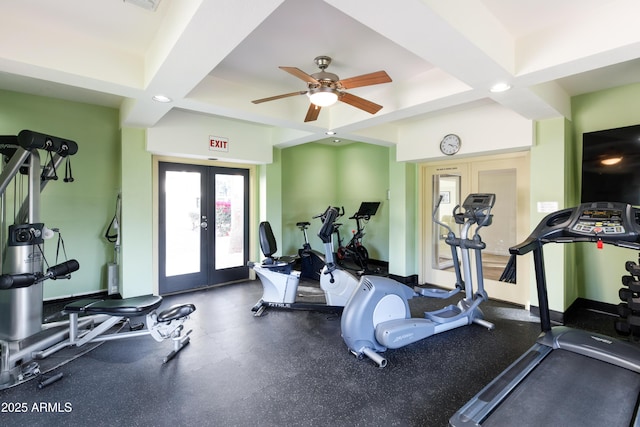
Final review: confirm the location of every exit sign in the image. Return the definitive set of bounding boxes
[209,136,229,152]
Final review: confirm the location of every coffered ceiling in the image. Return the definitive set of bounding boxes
[1,0,639,147]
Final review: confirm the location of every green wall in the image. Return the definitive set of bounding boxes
[530,118,570,312]
[280,142,390,262]
[571,83,640,304]
[388,146,417,277]
[8,80,637,308]
[0,89,120,300]
[120,128,153,298]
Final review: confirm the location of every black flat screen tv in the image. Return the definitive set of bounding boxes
[581,124,640,206]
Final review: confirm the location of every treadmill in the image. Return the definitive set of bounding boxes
[450,202,640,427]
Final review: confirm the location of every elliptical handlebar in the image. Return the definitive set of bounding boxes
[433,193,496,249]
[432,195,454,234]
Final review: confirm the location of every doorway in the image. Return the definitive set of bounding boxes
[158,162,250,294]
[422,153,530,306]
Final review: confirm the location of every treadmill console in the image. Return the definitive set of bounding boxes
[572,207,625,235]
[512,201,640,255]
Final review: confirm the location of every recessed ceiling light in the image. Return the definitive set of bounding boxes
[333,139,341,143]
[326,131,336,135]
[152,94,172,103]
[490,83,512,93]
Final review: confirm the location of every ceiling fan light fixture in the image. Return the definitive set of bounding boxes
[308,87,338,107]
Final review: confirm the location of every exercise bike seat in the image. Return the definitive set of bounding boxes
[64,295,163,316]
[157,303,196,322]
[296,221,310,228]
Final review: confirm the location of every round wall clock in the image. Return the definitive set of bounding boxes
[440,134,461,155]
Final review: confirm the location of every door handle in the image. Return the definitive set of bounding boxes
[200,221,208,230]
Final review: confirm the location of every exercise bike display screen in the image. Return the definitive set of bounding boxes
[572,208,625,235]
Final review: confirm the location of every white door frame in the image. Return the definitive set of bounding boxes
[419,152,531,307]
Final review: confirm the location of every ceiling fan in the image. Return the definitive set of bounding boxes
[251,56,392,122]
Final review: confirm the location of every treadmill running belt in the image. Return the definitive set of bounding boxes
[484,349,640,427]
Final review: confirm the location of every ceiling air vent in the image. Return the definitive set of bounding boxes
[123,0,161,11]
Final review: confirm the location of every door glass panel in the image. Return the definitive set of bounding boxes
[215,174,245,269]
[477,169,517,282]
[164,170,201,277]
[432,174,461,270]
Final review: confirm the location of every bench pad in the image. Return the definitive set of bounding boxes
[65,295,162,315]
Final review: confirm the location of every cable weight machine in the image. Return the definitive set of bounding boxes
[0,130,78,342]
[0,130,195,390]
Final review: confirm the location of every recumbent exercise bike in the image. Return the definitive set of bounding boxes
[249,206,360,316]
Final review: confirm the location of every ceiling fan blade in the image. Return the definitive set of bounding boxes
[252,91,307,104]
[279,66,320,84]
[339,92,383,114]
[338,70,391,89]
[304,104,321,122]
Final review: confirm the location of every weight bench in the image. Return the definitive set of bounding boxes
[36,295,196,364]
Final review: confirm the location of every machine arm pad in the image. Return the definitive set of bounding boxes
[0,273,39,289]
[47,259,80,279]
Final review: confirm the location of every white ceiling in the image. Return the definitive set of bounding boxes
[2,0,640,148]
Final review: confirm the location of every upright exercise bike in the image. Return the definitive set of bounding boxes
[335,202,380,271]
[295,219,325,282]
[249,206,360,316]
[341,193,496,367]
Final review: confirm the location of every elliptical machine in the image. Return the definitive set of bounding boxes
[341,193,496,367]
[249,206,360,316]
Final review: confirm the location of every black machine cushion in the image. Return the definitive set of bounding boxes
[65,295,163,316]
[258,221,295,266]
[259,221,277,257]
[157,303,196,322]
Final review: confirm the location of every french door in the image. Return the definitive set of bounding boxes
[158,162,250,294]
[422,153,530,306]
